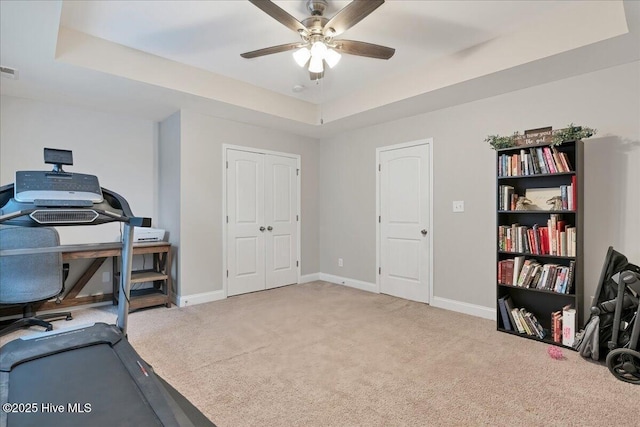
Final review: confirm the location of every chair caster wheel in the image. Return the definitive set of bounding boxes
[46,326,53,331]
[66,315,73,321]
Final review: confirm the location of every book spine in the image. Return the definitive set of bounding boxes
[551,147,565,172]
[551,311,562,343]
[571,175,577,210]
[536,148,548,174]
[498,297,512,331]
[511,308,525,333]
[564,260,576,294]
[543,147,557,174]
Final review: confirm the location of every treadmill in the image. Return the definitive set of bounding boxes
[0,150,215,427]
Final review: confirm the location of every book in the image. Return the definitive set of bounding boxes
[551,310,562,343]
[562,305,576,347]
[512,256,526,287]
[563,260,576,294]
[525,264,541,288]
[498,296,512,331]
[536,147,548,174]
[503,296,518,332]
[517,259,533,286]
[510,308,525,334]
[548,215,558,255]
[525,312,545,339]
[571,175,577,210]
[560,152,572,171]
[528,148,541,174]
[552,267,566,293]
[551,147,565,172]
[503,259,514,285]
[543,147,557,174]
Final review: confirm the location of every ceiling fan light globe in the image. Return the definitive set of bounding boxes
[308,55,324,73]
[324,48,341,68]
[310,41,328,58]
[293,47,311,67]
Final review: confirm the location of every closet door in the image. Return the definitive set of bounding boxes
[226,149,299,297]
[264,154,298,289]
[227,150,266,296]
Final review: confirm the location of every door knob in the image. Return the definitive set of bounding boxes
[259,226,266,232]
[421,229,428,236]
[267,226,273,231]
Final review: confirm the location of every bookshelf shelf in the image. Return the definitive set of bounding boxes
[498,172,575,180]
[497,282,577,296]
[498,251,575,260]
[496,140,583,347]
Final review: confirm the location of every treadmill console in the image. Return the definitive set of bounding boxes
[15,171,103,203]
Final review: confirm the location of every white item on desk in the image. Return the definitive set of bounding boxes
[133,227,165,242]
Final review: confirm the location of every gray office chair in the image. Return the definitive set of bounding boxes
[0,226,72,336]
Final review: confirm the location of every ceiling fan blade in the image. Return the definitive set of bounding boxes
[249,0,307,34]
[323,0,385,37]
[241,42,302,59]
[334,40,395,59]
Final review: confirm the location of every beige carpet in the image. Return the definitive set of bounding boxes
[1,281,637,426]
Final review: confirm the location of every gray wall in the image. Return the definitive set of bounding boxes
[2,61,638,317]
[0,95,159,296]
[160,109,319,300]
[158,111,181,299]
[318,61,640,314]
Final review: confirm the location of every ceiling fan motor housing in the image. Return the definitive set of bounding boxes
[307,0,328,16]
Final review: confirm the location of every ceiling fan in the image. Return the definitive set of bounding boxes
[241,0,395,80]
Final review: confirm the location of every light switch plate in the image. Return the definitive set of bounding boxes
[453,201,464,212]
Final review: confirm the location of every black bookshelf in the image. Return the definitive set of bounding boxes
[495,140,583,347]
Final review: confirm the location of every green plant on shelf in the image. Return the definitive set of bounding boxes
[551,124,596,146]
[486,132,520,150]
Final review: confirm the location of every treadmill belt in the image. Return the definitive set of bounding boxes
[0,323,215,427]
[8,344,162,427]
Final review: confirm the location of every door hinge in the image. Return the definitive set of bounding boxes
[226,215,229,223]
[296,215,299,221]
[378,164,381,172]
[226,270,229,277]
[296,260,299,267]
[296,168,299,176]
[378,267,381,275]
[378,215,381,223]
[226,161,228,169]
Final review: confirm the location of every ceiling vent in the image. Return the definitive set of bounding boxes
[0,66,18,79]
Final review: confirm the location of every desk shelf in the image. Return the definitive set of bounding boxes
[112,242,172,312]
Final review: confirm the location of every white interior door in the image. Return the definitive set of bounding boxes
[227,150,266,296]
[379,144,430,302]
[265,155,298,289]
[227,149,299,297]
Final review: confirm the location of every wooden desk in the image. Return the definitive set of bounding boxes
[0,241,172,316]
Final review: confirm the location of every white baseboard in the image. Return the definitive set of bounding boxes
[177,290,226,307]
[299,273,321,283]
[319,273,378,293]
[430,296,495,320]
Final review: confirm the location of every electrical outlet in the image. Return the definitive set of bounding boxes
[338,258,343,267]
[102,272,110,283]
[453,200,465,212]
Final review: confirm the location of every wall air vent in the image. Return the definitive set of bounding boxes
[0,66,18,79]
